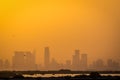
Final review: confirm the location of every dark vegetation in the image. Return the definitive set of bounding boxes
[0,71,120,80]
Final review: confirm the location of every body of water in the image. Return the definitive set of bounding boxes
[23,74,120,78]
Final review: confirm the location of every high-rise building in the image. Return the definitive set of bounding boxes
[72,50,80,70]
[25,51,36,70]
[12,51,37,71]
[81,53,88,70]
[44,47,50,70]
[12,51,26,71]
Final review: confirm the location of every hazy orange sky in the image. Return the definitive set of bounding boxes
[0,0,120,65]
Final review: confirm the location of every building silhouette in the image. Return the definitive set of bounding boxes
[1,47,120,71]
[50,58,59,70]
[92,59,105,71]
[72,50,80,70]
[44,47,50,70]
[107,59,119,71]
[81,53,88,70]
[12,51,26,71]
[3,59,10,71]
[25,51,36,70]
[12,51,36,71]
[0,59,3,71]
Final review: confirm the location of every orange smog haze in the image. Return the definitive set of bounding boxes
[0,0,120,65]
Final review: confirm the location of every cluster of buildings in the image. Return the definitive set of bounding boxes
[12,51,37,71]
[89,59,120,71]
[0,47,120,71]
[0,51,37,71]
[43,47,87,71]
[0,59,10,71]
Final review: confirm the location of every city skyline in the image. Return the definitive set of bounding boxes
[0,47,120,71]
[0,0,120,68]
[0,0,120,79]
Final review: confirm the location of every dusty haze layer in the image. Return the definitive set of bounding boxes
[0,0,120,65]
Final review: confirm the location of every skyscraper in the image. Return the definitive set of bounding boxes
[72,50,80,70]
[12,51,37,71]
[81,54,88,70]
[25,51,36,70]
[44,47,50,70]
[12,51,25,71]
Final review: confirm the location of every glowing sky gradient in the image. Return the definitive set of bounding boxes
[0,0,120,65]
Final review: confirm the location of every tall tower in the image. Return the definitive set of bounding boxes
[44,47,50,70]
[72,50,80,70]
[81,53,88,70]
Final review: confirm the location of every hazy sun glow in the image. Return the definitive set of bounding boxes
[0,0,120,65]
